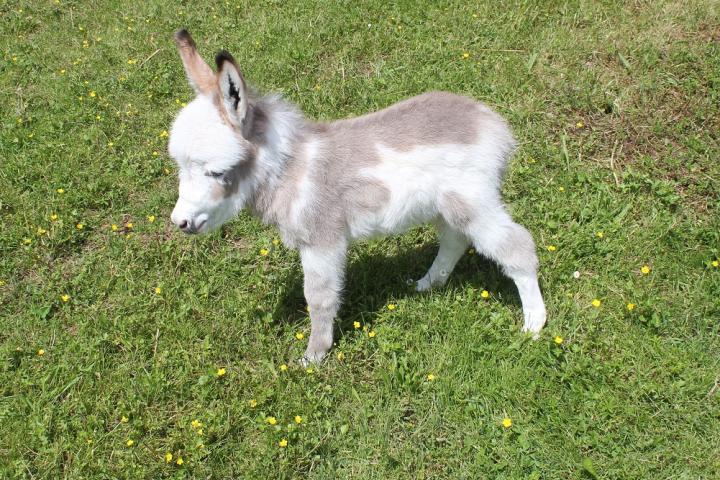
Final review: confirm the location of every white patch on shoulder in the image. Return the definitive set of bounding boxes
[289,139,319,226]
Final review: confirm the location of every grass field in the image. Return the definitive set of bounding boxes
[1,0,719,478]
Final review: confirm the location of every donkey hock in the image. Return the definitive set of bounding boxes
[168,30,547,363]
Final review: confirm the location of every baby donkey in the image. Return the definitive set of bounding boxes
[168,30,547,363]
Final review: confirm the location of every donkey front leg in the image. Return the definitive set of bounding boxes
[299,243,347,364]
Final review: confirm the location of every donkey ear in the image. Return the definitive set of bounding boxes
[215,51,249,130]
[174,29,216,95]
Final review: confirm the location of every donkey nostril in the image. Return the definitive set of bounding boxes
[178,219,189,230]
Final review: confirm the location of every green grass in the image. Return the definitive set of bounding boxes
[1,0,719,478]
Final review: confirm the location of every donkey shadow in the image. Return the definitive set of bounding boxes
[270,235,522,334]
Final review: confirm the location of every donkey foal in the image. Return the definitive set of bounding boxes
[167,30,547,363]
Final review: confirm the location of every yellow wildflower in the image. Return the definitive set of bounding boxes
[147,215,156,222]
[353,321,361,329]
[591,299,601,308]
[295,332,304,340]
[154,287,162,295]
[37,227,47,235]
[126,439,134,447]
[279,364,288,371]
[76,223,84,230]
[368,330,377,338]
[266,416,277,425]
[502,418,512,428]
[641,265,651,275]
[165,452,173,463]
[481,290,490,299]
[176,457,183,465]
[554,336,563,345]
[547,245,557,252]
[125,222,133,229]
[248,399,257,408]
[596,231,604,238]
[50,214,58,221]
[37,349,45,356]
[159,130,168,138]
[627,303,636,311]
[22,238,32,245]
[127,58,137,65]
[387,303,396,310]
[306,367,314,374]
[278,439,288,448]
[191,420,202,429]
[712,260,718,268]
[57,188,65,194]
[120,416,128,423]
[272,238,280,246]
[576,121,585,128]
[61,294,70,302]
[216,367,226,377]
[336,351,345,361]
[259,248,269,256]
[294,415,302,424]
[427,373,436,381]
[88,91,96,97]
[558,186,565,192]
[462,52,470,59]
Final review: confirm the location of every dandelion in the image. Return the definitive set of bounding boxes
[259,248,269,256]
[305,367,314,374]
[120,416,129,423]
[216,367,226,377]
[596,231,604,238]
[547,245,557,252]
[154,287,162,295]
[554,336,564,345]
[248,399,257,408]
[126,439,134,447]
[427,373,436,381]
[57,188,65,194]
[111,224,118,231]
[266,416,277,425]
[626,303,636,311]
[558,186,565,192]
[336,351,345,361]
[23,238,32,245]
[368,330,377,338]
[37,227,47,235]
[278,439,288,448]
[576,121,585,129]
[295,332,304,340]
[462,52,470,59]
[176,457,184,465]
[272,238,280,246]
[591,299,601,308]
[294,415,302,424]
[191,419,202,429]
[502,417,512,428]
[147,215,155,222]
[387,303,396,310]
[159,130,168,138]
[165,452,173,463]
[61,294,70,302]
[353,321,361,329]
[641,265,651,275]
[88,91,96,98]
[126,222,133,229]
[712,260,719,268]
[76,223,84,230]
[37,349,45,356]
[481,290,490,299]
[279,364,288,371]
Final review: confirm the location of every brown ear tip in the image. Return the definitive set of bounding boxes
[215,50,236,69]
[174,29,195,46]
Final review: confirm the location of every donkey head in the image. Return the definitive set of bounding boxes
[168,30,256,234]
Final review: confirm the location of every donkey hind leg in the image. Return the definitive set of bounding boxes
[464,211,546,337]
[416,219,470,292]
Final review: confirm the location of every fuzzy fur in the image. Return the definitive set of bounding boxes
[168,31,547,363]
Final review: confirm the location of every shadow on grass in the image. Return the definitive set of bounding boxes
[270,239,522,336]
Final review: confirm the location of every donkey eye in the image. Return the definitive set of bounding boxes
[206,170,225,178]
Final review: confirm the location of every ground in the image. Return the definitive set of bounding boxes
[1,0,719,478]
